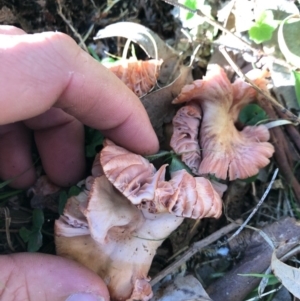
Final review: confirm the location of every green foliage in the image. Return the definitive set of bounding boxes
[240,273,280,299]
[58,185,82,215]
[169,155,193,174]
[293,70,300,106]
[239,104,268,126]
[183,0,197,20]
[85,127,104,158]
[101,57,116,65]
[0,190,22,200]
[145,151,193,175]
[68,185,82,196]
[0,180,12,189]
[88,46,101,61]
[88,46,116,65]
[241,174,258,183]
[19,209,44,252]
[58,191,68,216]
[249,11,278,44]
[145,150,171,161]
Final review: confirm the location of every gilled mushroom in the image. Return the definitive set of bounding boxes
[55,140,223,301]
[170,101,202,175]
[106,58,162,97]
[101,140,222,218]
[171,64,275,180]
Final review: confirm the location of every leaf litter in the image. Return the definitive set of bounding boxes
[1,0,300,300]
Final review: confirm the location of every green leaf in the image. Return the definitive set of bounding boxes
[68,186,81,197]
[58,191,68,215]
[241,174,258,183]
[85,127,104,157]
[184,0,197,20]
[249,11,278,44]
[0,190,22,200]
[19,227,32,243]
[145,150,171,161]
[88,46,101,62]
[27,230,43,252]
[239,273,279,285]
[169,156,192,174]
[293,70,300,106]
[32,209,44,230]
[19,210,44,252]
[0,180,12,189]
[239,104,268,126]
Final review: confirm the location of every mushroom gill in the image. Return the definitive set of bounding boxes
[172,64,275,180]
[106,58,162,97]
[55,140,223,301]
[170,101,202,175]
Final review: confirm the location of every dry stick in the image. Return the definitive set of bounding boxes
[150,219,242,286]
[259,100,300,202]
[219,46,300,124]
[56,0,89,53]
[3,207,15,252]
[275,106,300,154]
[227,169,278,242]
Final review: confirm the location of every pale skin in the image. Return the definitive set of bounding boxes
[0,25,159,301]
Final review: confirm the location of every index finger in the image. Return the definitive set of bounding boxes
[0,31,159,155]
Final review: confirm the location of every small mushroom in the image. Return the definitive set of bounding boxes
[107,58,162,97]
[172,65,275,180]
[55,140,223,301]
[170,101,202,175]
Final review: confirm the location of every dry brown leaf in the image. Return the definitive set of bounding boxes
[141,65,193,142]
[151,275,212,301]
[0,6,17,23]
[271,251,300,298]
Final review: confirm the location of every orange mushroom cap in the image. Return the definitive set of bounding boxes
[107,58,162,97]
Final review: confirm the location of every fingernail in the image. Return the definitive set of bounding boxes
[65,293,105,301]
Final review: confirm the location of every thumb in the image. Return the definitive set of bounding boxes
[0,253,109,301]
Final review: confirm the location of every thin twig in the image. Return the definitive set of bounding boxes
[150,219,242,286]
[259,100,300,201]
[219,46,300,124]
[82,23,95,44]
[3,207,15,252]
[275,104,300,153]
[162,0,294,71]
[227,168,279,242]
[162,0,258,54]
[56,0,89,53]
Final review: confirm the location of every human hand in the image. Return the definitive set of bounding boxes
[0,253,109,301]
[0,25,159,188]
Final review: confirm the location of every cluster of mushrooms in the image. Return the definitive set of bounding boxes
[55,63,274,301]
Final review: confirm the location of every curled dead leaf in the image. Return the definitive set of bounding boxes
[271,250,300,298]
[141,65,193,142]
[94,22,178,61]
